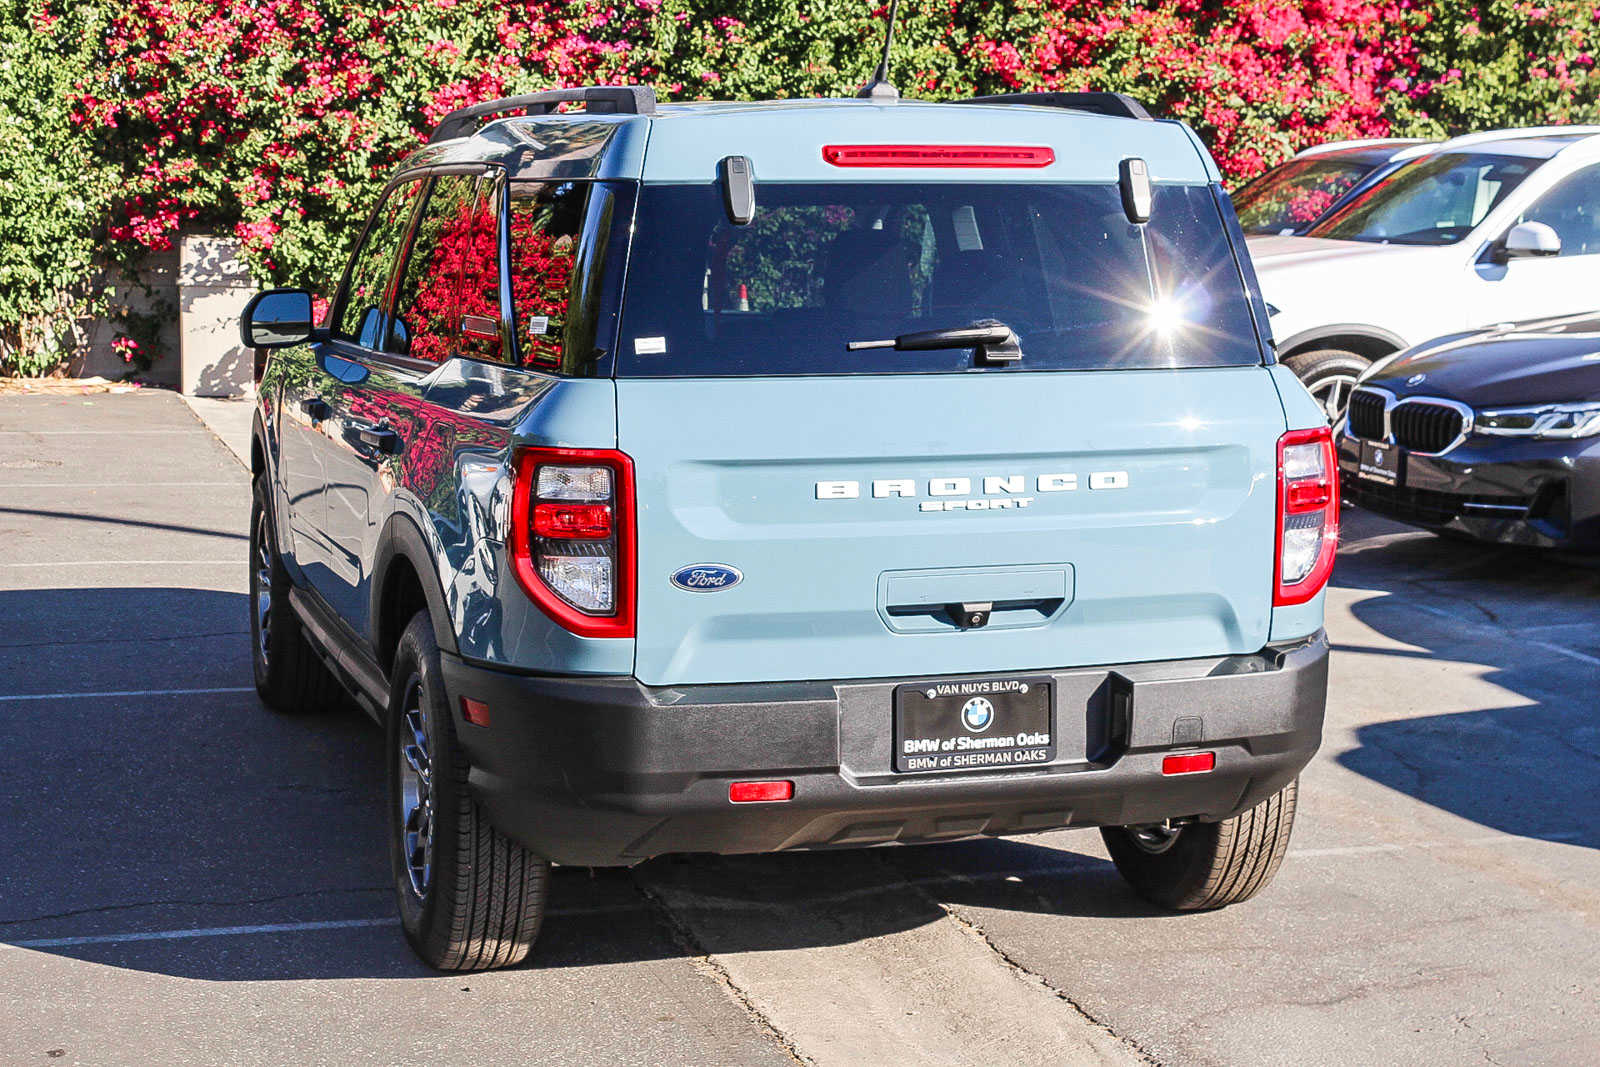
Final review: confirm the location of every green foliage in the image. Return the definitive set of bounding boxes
[2,0,1599,376]
[0,1,114,375]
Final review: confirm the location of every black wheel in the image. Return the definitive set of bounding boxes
[1102,778,1299,910]
[1284,349,1373,423]
[250,477,341,713]
[386,612,550,971]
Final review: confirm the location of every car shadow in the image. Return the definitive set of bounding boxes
[1331,510,1600,854]
[0,586,1168,983]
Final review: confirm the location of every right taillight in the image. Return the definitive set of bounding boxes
[509,447,634,638]
[1275,426,1339,606]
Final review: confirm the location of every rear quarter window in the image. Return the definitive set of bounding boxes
[611,181,1264,377]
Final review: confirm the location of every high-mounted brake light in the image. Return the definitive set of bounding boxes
[509,447,635,638]
[1274,426,1339,606]
[821,144,1056,168]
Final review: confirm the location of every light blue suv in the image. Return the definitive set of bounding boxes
[241,86,1337,971]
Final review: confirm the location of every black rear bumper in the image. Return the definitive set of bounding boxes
[441,635,1329,867]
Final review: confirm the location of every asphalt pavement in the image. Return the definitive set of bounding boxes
[1,390,1595,1066]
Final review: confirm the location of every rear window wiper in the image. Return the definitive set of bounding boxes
[846,320,1021,364]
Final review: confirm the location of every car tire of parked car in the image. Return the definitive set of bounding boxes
[250,477,343,714]
[1100,778,1298,910]
[1284,349,1372,421]
[387,612,551,971]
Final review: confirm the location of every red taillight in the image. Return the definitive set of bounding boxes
[729,780,794,803]
[533,502,613,539]
[1274,426,1340,606]
[1162,752,1216,775]
[509,447,635,639]
[821,144,1056,168]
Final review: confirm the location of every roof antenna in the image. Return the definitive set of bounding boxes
[855,0,901,101]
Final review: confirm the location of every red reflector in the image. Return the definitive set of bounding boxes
[1162,752,1215,775]
[729,780,794,803]
[822,144,1056,168]
[532,502,613,539]
[1285,480,1332,513]
[460,697,491,727]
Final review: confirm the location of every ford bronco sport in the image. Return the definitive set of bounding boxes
[242,85,1336,971]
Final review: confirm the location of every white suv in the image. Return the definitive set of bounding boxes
[1249,127,1600,416]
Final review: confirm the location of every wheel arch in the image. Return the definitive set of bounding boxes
[372,514,460,674]
[1276,324,1407,362]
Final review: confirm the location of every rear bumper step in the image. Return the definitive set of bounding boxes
[442,634,1329,866]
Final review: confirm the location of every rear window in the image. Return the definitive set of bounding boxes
[611,182,1263,376]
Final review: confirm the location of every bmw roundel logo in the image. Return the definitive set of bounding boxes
[670,563,743,592]
[1406,373,1427,386]
[961,697,995,733]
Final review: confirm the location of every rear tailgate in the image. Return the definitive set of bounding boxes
[620,366,1283,686]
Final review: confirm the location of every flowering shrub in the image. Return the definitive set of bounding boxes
[2,0,1597,373]
[0,1,113,375]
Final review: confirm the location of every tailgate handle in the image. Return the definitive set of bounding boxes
[952,602,992,629]
[879,566,1073,634]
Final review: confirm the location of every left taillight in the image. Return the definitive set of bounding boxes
[1274,426,1339,606]
[509,447,634,638]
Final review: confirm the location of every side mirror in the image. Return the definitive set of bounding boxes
[1502,221,1562,261]
[240,289,317,348]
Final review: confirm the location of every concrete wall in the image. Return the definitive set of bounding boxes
[68,250,181,387]
[178,236,255,397]
[63,236,256,396]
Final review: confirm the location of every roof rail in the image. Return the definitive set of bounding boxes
[956,91,1152,121]
[429,86,657,143]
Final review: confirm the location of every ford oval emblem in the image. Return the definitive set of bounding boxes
[670,564,743,592]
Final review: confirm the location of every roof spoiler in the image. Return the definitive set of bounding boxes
[429,86,657,143]
[957,92,1153,121]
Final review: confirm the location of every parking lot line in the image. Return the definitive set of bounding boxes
[0,560,239,568]
[12,917,398,949]
[1400,601,1600,667]
[0,482,240,489]
[0,686,256,703]
[0,430,207,436]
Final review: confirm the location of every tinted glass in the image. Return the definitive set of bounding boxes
[509,181,630,374]
[1515,163,1600,256]
[388,174,477,362]
[334,180,423,345]
[1310,152,1538,245]
[458,180,504,363]
[1233,157,1376,234]
[613,182,1262,377]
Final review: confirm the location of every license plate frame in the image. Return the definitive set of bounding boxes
[893,676,1055,774]
[1358,439,1405,486]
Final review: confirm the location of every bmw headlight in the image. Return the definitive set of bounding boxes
[1475,402,1600,439]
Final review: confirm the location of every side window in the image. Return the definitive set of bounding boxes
[458,180,504,363]
[1516,165,1600,257]
[334,180,423,346]
[508,181,591,369]
[388,174,478,362]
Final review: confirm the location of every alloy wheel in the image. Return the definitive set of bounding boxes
[397,676,435,899]
[1309,372,1360,423]
[1126,822,1183,854]
[252,509,273,671]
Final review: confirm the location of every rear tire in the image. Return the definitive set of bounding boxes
[1102,779,1298,910]
[250,477,341,714]
[387,612,550,971]
[1284,348,1372,423]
